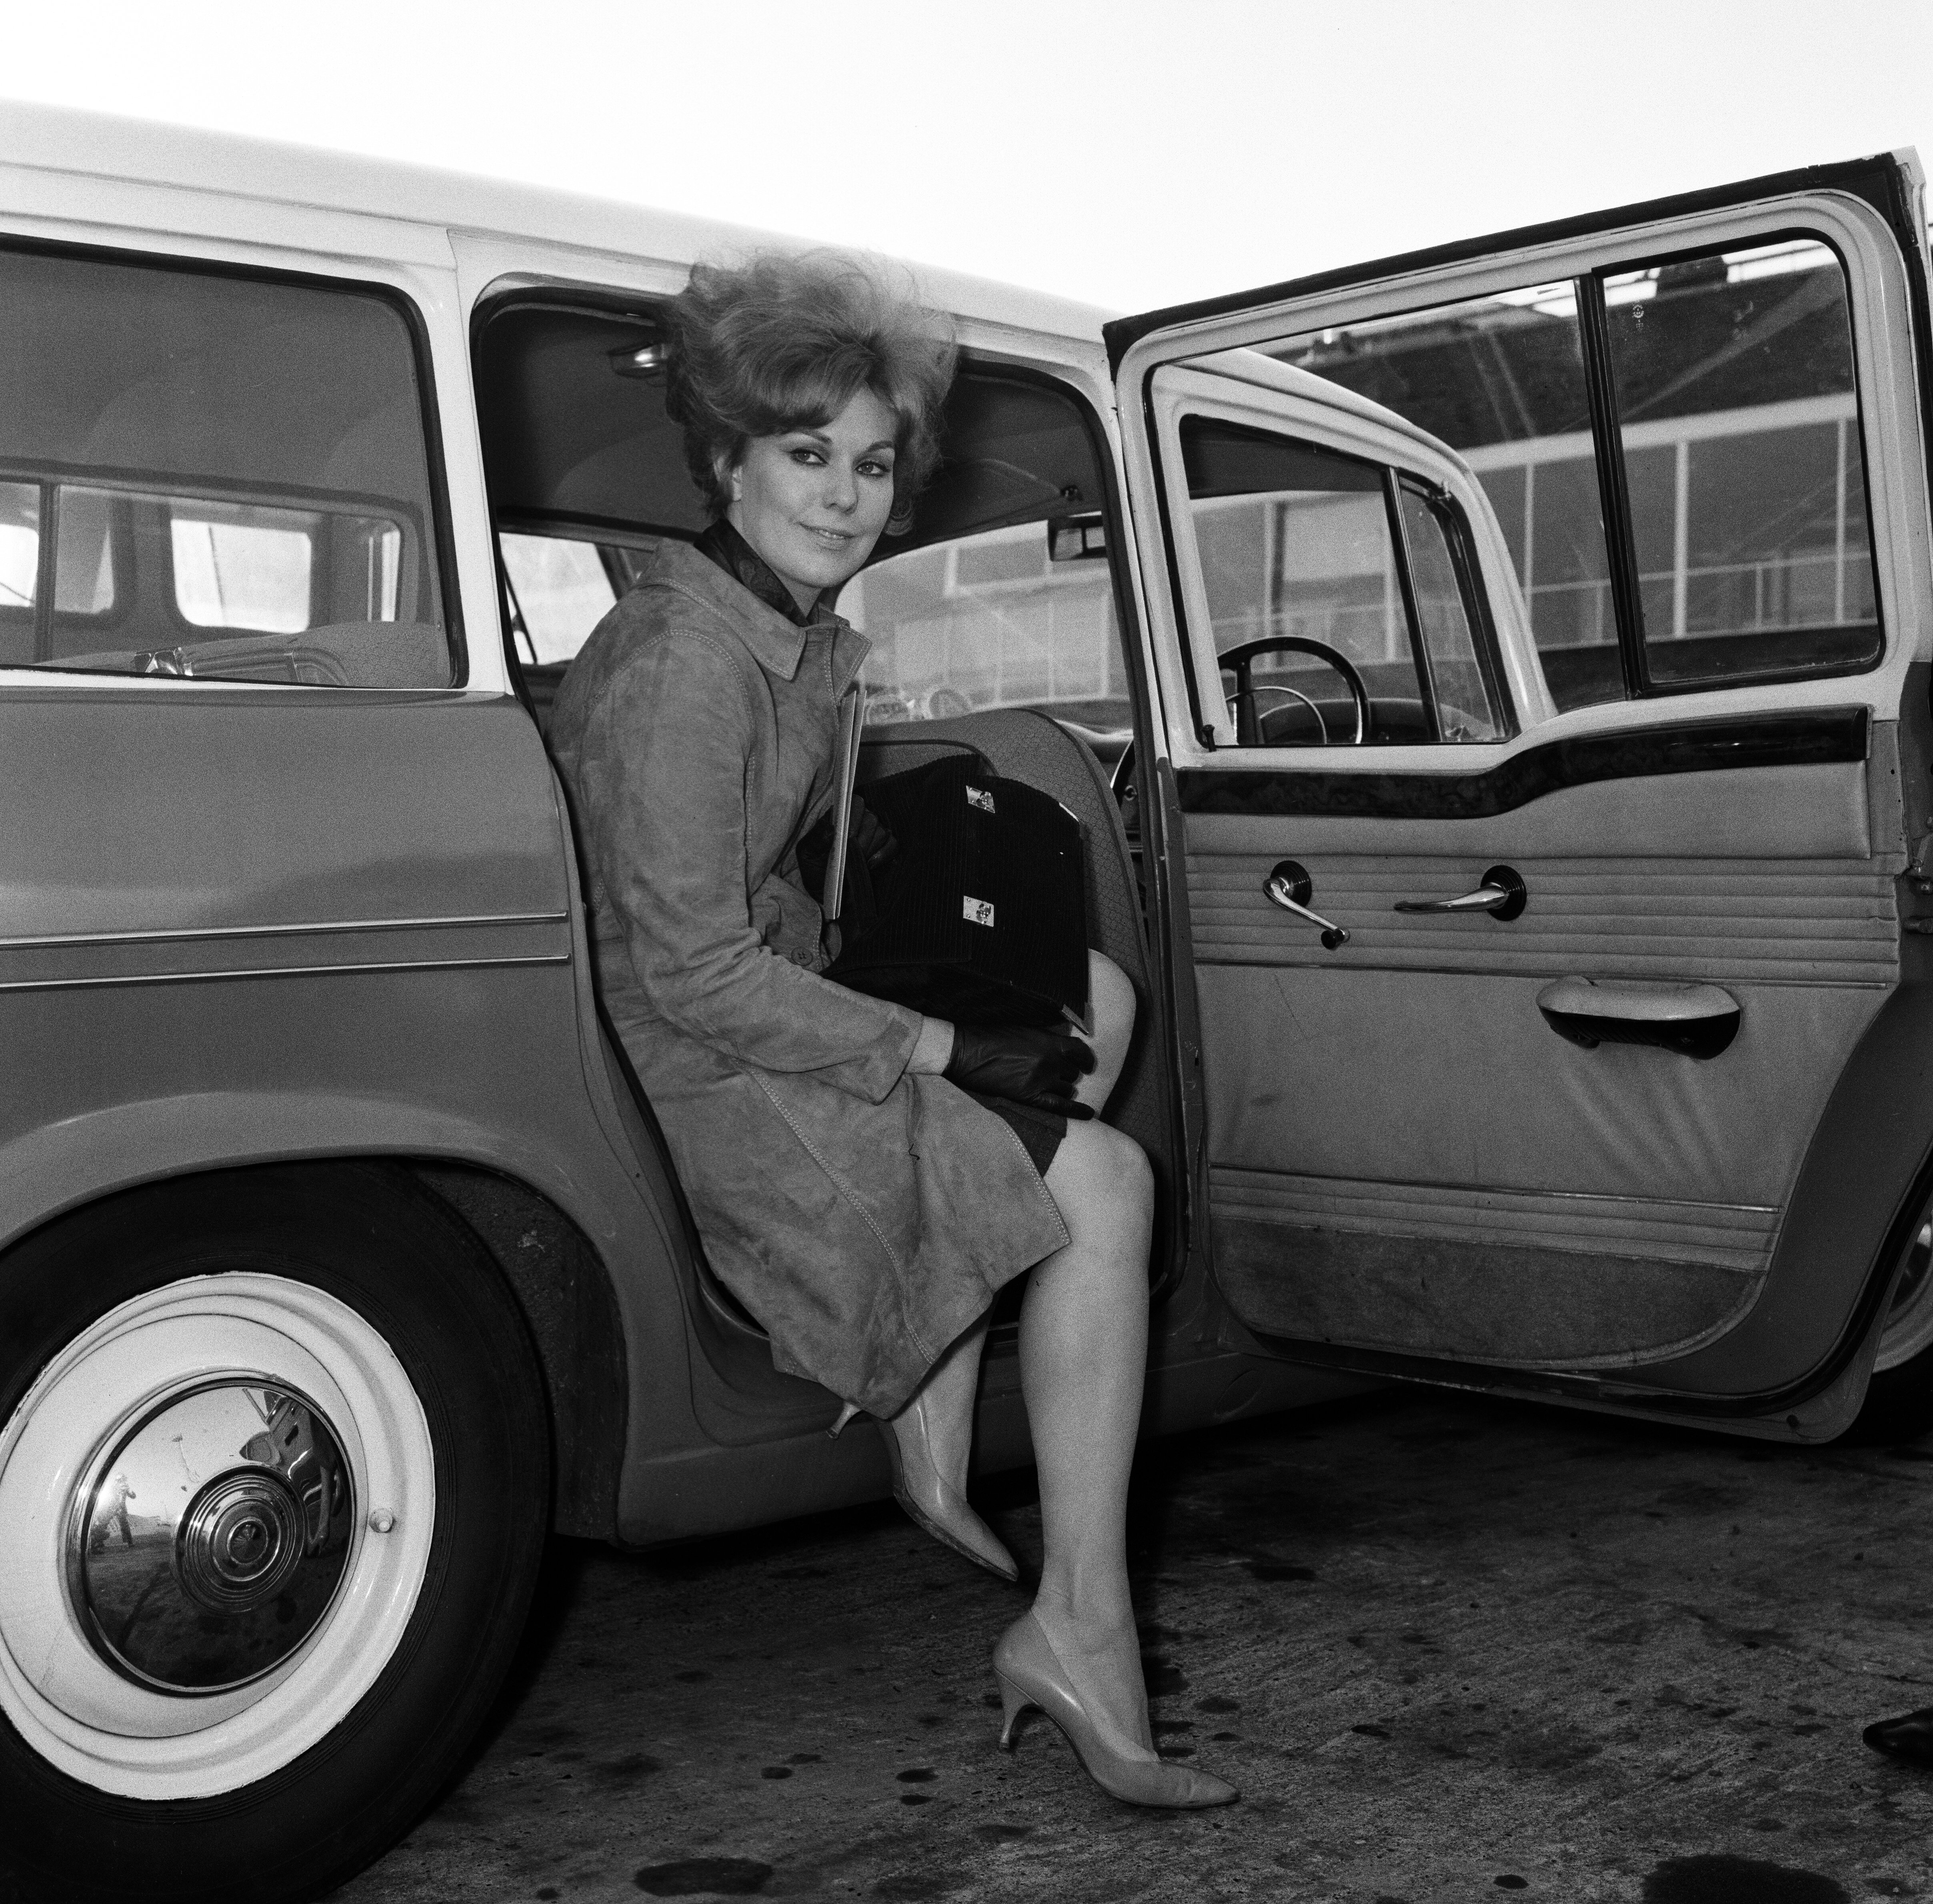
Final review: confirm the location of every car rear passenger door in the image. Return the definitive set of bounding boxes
[1109,154,1933,1438]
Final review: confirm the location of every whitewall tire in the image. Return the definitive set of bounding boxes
[0,1165,550,1904]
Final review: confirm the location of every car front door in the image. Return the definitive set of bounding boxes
[1111,154,1933,1439]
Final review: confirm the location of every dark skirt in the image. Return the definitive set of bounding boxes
[975,1094,1066,1180]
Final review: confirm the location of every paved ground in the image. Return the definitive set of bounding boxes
[335,1386,1933,1904]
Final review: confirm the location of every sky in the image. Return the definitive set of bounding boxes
[6,0,1933,315]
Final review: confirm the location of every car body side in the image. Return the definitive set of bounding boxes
[0,106,1360,1550]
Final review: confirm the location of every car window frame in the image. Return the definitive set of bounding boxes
[1154,368,1527,754]
[1177,414,1515,747]
[0,232,466,690]
[1115,185,1933,770]
[1391,470,1515,743]
[1574,226,1884,700]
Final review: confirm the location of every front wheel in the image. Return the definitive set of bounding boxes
[0,1164,550,1903]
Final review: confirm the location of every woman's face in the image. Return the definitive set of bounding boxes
[725,385,899,613]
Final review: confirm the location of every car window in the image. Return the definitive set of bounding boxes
[0,482,39,613]
[1600,239,1876,690]
[52,488,118,619]
[838,520,1129,738]
[1273,234,1880,710]
[0,247,451,687]
[1177,418,1508,745]
[170,504,312,632]
[499,532,620,665]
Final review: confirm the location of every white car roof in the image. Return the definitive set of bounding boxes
[0,99,1115,346]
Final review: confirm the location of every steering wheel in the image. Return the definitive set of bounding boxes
[1217,636,1372,747]
[1108,633,1376,827]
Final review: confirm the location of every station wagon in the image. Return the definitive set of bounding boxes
[2,106,1931,1900]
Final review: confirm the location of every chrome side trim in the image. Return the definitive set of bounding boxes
[0,953,570,994]
[0,911,569,952]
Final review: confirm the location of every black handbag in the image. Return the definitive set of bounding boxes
[822,754,1089,1030]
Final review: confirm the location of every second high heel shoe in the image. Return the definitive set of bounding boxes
[994,1612,1239,1809]
[878,1391,1019,1584]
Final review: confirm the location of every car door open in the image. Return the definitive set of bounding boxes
[1109,154,1933,1438]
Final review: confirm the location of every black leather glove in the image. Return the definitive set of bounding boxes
[944,1024,1096,1118]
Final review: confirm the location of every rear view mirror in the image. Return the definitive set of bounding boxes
[1049,514,1107,562]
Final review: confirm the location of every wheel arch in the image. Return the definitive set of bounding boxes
[0,1093,651,1539]
[404,1160,624,1539]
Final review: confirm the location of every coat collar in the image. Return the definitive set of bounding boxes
[654,531,869,694]
[696,517,812,626]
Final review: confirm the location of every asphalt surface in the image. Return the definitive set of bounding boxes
[334,1385,1933,1904]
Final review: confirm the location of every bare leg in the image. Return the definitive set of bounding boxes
[888,949,1138,1497]
[1021,1112,1157,1758]
[1072,950,1135,1114]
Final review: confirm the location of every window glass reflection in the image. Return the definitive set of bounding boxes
[843,521,1127,734]
[1277,287,1620,711]
[1603,239,1879,687]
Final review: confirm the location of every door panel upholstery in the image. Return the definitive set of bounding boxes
[1211,1182,1771,1367]
[1188,854,1896,985]
[1184,749,1900,1368]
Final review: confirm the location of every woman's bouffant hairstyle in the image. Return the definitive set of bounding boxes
[662,250,958,526]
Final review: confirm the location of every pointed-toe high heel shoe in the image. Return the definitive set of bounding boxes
[993,1612,1239,1809]
[880,1394,1019,1584]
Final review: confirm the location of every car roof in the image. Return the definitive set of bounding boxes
[0,100,1116,348]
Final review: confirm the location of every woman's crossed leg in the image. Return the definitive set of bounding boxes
[894,948,1142,1492]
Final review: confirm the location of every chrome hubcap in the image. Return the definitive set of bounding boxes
[66,1382,354,1695]
[175,1469,308,1612]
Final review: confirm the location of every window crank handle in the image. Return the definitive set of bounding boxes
[1263,859,1350,949]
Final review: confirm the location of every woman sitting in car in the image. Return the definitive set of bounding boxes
[547,251,1234,1810]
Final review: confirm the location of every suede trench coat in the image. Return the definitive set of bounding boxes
[548,539,1070,1415]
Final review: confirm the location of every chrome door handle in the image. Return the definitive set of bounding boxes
[1264,859,1350,949]
[1393,863,1527,922]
